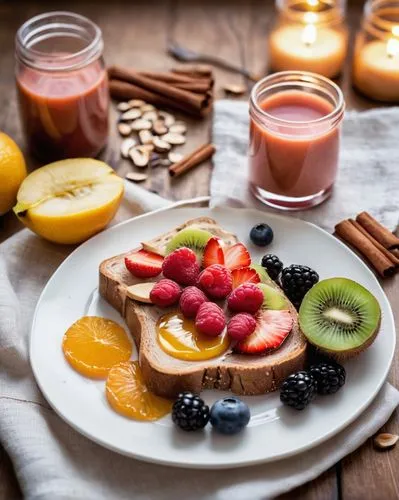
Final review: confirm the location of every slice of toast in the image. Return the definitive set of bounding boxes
[99,217,307,398]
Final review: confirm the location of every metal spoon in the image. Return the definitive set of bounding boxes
[168,42,260,82]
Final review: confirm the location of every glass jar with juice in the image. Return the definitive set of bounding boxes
[249,71,345,210]
[15,11,109,162]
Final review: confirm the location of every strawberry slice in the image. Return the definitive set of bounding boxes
[224,243,251,270]
[235,310,293,354]
[231,266,260,289]
[203,237,225,268]
[125,250,163,278]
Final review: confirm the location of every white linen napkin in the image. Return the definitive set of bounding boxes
[1,129,398,499]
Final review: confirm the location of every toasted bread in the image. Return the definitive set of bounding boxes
[99,217,307,398]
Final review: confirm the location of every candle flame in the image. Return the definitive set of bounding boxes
[302,24,317,46]
[307,0,318,6]
[387,38,399,58]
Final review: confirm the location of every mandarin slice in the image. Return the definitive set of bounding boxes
[62,316,132,378]
[106,361,172,421]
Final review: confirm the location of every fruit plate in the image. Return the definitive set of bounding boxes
[30,207,396,469]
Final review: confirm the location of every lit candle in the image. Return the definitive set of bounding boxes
[353,27,399,102]
[268,1,347,79]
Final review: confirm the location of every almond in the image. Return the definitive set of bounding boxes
[168,152,183,164]
[120,108,142,121]
[153,136,171,153]
[120,138,137,158]
[129,146,150,168]
[374,433,399,450]
[125,172,148,183]
[126,282,155,303]
[138,130,154,145]
[158,111,175,127]
[161,132,186,145]
[118,123,132,136]
[128,99,146,107]
[142,111,158,122]
[117,102,131,112]
[140,104,156,113]
[223,83,247,95]
[152,120,168,136]
[169,123,187,134]
[131,119,152,131]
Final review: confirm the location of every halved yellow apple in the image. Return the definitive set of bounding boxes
[14,158,124,244]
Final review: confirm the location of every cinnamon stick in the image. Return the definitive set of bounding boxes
[172,65,213,78]
[173,81,213,93]
[356,212,399,250]
[140,71,213,88]
[109,80,206,117]
[392,249,399,259]
[335,220,396,278]
[349,219,399,267]
[108,66,210,112]
[169,143,216,178]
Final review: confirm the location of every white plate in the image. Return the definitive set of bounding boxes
[30,207,395,469]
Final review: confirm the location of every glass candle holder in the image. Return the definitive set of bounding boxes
[268,0,348,79]
[353,0,399,102]
[15,11,109,162]
[249,71,345,210]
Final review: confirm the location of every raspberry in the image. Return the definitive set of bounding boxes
[197,264,232,300]
[227,283,264,314]
[227,313,257,341]
[179,286,208,318]
[195,302,226,337]
[150,279,182,307]
[162,248,200,286]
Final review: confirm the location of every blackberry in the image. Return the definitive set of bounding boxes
[280,265,319,309]
[261,254,283,281]
[172,392,210,431]
[310,362,346,395]
[280,371,316,410]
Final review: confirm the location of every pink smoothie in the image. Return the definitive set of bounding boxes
[249,90,340,199]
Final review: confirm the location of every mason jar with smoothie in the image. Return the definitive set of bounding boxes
[15,11,109,162]
[249,71,345,210]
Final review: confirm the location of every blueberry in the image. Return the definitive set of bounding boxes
[210,397,250,435]
[250,224,274,247]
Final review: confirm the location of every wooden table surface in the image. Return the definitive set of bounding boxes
[1,0,398,498]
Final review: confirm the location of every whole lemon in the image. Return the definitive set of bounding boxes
[0,132,27,215]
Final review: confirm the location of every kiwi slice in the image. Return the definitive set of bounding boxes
[299,277,381,358]
[166,227,212,261]
[251,264,269,283]
[258,283,289,310]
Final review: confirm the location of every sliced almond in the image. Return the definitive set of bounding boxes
[142,111,158,122]
[141,242,165,256]
[140,104,156,113]
[169,123,187,134]
[125,172,148,183]
[120,108,142,121]
[374,433,399,450]
[118,123,132,136]
[223,83,247,96]
[161,132,186,145]
[168,152,183,164]
[126,282,155,303]
[138,130,154,145]
[139,144,154,154]
[117,102,131,112]
[153,136,172,153]
[120,138,137,158]
[152,119,168,136]
[159,158,172,167]
[128,99,146,107]
[158,111,175,127]
[130,119,152,131]
[129,146,150,168]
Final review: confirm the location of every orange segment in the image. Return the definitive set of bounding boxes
[62,316,132,378]
[106,361,172,421]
